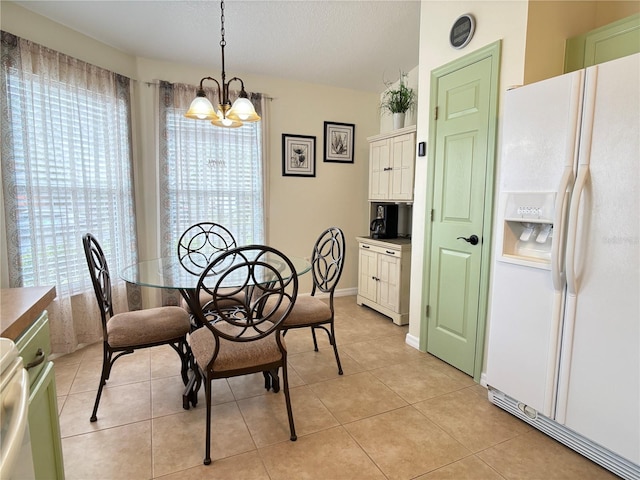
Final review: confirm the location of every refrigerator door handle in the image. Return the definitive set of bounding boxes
[565,69,596,298]
[565,164,590,296]
[551,165,574,292]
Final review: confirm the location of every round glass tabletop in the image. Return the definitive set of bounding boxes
[120,254,311,290]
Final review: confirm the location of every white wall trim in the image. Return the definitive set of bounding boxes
[335,287,358,297]
[405,333,420,350]
[298,287,358,299]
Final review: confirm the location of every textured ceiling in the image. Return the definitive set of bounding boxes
[12,0,421,93]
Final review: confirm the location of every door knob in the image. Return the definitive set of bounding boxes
[457,234,479,245]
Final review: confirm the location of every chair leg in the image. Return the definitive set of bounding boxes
[281,362,297,442]
[190,364,200,408]
[203,373,212,466]
[311,327,319,352]
[263,371,272,390]
[90,346,111,422]
[180,340,191,385]
[170,339,191,386]
[268,368,280,393]
[329,322,343,375]
[311,322,344,376]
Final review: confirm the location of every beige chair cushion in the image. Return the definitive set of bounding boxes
[107,306,190,348]
[181,288,246,313]
[264,296,331,328]
[285,296,331,326]
[189,322,284,373]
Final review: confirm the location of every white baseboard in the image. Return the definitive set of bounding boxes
[335,287,358,297]
[480,372,488,388]
[301,287,357,299]
[405,333,420,350]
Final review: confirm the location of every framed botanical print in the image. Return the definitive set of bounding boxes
[323,121,355,163]
[282,133,316,177]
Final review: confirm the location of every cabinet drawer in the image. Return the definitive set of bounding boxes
[15,311,51,387]
[359,243,402,257]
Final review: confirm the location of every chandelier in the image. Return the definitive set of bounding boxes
[184,0,260,128]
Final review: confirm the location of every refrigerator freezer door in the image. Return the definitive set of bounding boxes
[486,70,584,417]
[555,53,639,464]
[495,70,583,192]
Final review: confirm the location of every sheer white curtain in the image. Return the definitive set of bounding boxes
[1,31,139,353]
[158,81,266,248]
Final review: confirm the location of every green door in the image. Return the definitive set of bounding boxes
[426,54,494,375]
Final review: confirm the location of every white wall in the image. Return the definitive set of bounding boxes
[0,2,380,298]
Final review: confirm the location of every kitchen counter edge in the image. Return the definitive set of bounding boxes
[355,236,412,249]
[1,286,56,341]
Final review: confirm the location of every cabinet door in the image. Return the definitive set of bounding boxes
[377,252,401,311]
[565,13,640,73]
[29,361,65,480]
[389,132,416,201]
[369,139,390,200]
[358,247,378,302]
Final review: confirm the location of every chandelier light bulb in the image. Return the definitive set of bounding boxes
[227,96,260,123]
[185,94,216,120]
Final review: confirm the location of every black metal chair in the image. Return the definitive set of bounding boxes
[177,221,237,275]
[281,227,346,374]
[83,233,191,422]
[177,222,240,318]
[188,245,298,465]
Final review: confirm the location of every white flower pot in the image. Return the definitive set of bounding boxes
[393,112,405,130]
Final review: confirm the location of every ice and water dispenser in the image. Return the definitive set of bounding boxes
[499,192,555,268]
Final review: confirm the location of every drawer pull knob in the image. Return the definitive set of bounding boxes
[362,245,370,249]
[385,250,395,255]
[26,348,45,370]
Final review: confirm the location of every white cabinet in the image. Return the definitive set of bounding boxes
[356,237,411,325]
[368,126,416,202]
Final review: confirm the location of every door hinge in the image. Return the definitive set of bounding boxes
[425,305,430,317]
[430,209,434,221]
[434,106,439,121]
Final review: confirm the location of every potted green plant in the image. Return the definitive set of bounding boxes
[380,72,416,129]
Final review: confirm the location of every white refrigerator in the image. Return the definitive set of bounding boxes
[486,52,639,480]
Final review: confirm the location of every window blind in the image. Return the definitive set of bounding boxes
[159,82,265,255]
[1,31,137,297]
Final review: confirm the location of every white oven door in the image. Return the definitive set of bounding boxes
[0,338,35,480]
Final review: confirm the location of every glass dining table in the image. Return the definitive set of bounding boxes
[121,254,311,314]
[120,252,311,408]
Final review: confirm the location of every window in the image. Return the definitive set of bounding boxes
[1,32,137,297]
[158,82,265,255]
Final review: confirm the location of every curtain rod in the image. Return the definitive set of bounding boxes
[140,80,274,100]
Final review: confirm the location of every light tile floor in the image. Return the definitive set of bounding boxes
[53,296,619,479]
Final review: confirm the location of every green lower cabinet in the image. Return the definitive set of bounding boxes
[15,311,65,479]
[28,361,65,479]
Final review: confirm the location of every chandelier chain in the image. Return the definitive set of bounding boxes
[219,0,226,47]
[184,0,260,127]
